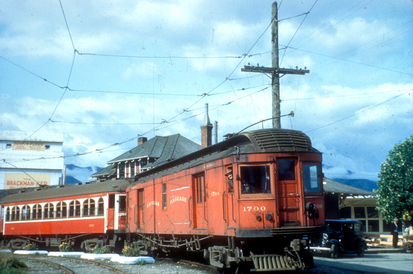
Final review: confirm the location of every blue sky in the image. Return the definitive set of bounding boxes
[1,0,412,182]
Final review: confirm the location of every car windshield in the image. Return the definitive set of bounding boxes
[327,222,341,232]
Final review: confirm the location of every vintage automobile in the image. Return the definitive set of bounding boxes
[310,219,367,258]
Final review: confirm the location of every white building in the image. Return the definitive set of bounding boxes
[0,131,64,189]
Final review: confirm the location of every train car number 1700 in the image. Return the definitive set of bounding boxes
[243,206,266,212]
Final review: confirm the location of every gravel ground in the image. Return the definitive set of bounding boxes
[18,255,368,274]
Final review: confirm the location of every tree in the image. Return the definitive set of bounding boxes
[374,136,413,224]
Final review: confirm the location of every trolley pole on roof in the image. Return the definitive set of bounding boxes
[241,1,309,129]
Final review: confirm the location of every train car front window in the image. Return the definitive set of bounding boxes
[240,165,271,194]
[303,164,321,193]
[278,160,296,181]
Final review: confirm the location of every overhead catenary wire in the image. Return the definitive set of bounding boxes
[1,1,411,166]
[22,0,77,141]
[305,90,411,133]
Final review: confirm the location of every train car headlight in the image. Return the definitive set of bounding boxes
[306,202,315,211]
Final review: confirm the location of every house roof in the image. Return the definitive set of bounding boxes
[90,164,116,178]
[91,134,201,178]
[107,134,200,164]
[323,177,374,196]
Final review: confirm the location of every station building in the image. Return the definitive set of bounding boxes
[0,131,64,189]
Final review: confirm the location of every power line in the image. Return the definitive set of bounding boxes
[286,46,413,76]
[280,0,318,65]
[23,1,77,141]
[282,88,412,101]
[78,52,246,59]
[306,90,411,133]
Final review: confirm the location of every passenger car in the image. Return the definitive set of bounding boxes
[311,219,367,258]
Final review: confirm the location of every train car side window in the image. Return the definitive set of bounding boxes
[162,184,167,209]
[32,204,42,220]
[56,202,67,218]
[194,174,205,203]
[119,195,126,212]
[240,165,271,194]
[109,195,115,209]
[83,200,89,217]
[278,160,296,181]
[22,205,30,220]
[11,206,17,221]
[44,203,53,219]
[303,164,321,193]
[98,198,104,216]
[90,199,96,216]
[6,208,10,221]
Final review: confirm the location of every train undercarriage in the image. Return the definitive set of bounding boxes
[127,231,317,272]
[2,233,124,252]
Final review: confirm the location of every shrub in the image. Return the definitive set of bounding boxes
[22,243,37,250]
[0,253,27,274]
[122,246,141,257]
[59,242,71,252]
[92,246,112,254]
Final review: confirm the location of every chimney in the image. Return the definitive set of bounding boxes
[201,103,213,148]
[138,137,147,146]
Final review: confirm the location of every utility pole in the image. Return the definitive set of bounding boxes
[241,1,309,129]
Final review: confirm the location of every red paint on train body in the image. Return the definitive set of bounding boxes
[125,129,326,271]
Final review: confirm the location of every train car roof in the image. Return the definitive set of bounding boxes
[0,179,131,204]
[131,128,320,186]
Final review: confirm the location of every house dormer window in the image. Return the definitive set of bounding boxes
[140,158,147,167]
[130,161,135,177]
[119,162,125,178]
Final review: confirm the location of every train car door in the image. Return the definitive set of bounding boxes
[193,173,207,229]
[118,195,126,230]
[137,189,144,228]
[107,194,115,230]
[277,159,301,226]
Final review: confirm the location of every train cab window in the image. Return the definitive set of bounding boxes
[98,198,104,216]
[303,164,321,193]
[278,160,296,181]
[22,205,30,220]
[240,165,271,194]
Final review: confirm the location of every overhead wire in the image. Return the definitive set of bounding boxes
[305,90,411,133]
[3,2,411,166]
[280,0,318,65]
[23,0,77,141]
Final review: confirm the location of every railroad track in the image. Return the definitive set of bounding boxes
[15,254,129,274]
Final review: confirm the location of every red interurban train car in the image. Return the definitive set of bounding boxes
[0,128,325,272]
[0,180,129,251]
[126,128,325,271]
